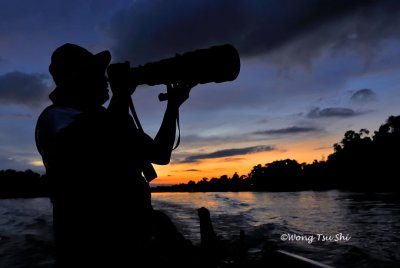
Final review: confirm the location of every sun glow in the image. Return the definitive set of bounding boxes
[30,160,44,167]
[151,140,334,185]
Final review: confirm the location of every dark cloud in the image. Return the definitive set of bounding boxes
[0,72,50,107]
[266,0,400,68]
[314,146,332,151]
[180,145,275,163]
[185,169,200,172]
[104,0,400,65]
[223,157,246,162]
[307,107,361,118]
[351,88,377,103]
[253,126,320,135]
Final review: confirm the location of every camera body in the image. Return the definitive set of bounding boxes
[130,44,240,87]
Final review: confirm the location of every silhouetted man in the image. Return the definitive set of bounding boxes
[35,43,195,267]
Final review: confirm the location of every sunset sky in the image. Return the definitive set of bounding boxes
[1,0,400,185]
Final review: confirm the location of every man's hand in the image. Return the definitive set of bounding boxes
[107,62,136,96]
[167,82,197,108]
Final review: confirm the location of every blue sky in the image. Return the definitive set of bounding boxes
[1,0,400,182]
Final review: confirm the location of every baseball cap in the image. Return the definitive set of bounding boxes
[49,43,111,86]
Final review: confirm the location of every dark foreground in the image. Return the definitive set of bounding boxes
[195,207,334,268]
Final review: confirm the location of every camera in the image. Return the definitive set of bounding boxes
[130,44,240,90]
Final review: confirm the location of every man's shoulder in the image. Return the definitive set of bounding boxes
[37,105,82,133]
[40,105,81,116]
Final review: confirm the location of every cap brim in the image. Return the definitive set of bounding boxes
[93,50,111,71]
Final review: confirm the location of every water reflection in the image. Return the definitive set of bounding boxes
[152,191,400,267]
[1,191,399,267]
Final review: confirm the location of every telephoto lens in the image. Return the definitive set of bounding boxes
[130,44,241,86]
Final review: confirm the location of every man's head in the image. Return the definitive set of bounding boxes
[49,43,111,108]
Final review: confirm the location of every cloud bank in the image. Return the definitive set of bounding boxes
[307,107,361,118]
[253,126,320,136]
[351,88,377,103]
[104,0,400,66]
[0,72,50,108]
[180,145,275,163]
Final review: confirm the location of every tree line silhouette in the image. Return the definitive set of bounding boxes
[153,115,400,193]
[1,115,399,198]
[0,169,50,198]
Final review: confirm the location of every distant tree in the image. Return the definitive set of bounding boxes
[0,169,48,198]
[249,159,304,191]
[370,115,400,191]
[187,180,196,191]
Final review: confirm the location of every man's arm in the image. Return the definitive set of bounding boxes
[151,82,195,164]
[107,62,195,165]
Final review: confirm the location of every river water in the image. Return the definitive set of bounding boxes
[1,191,399,267]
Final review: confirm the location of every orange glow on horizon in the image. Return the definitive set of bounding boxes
[151,141,334,185]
